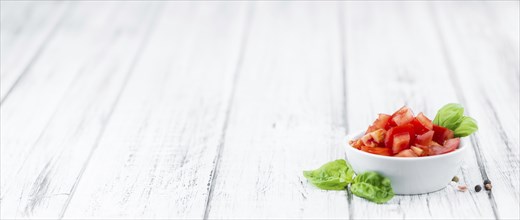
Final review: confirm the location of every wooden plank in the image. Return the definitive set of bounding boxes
[204,2,349,219]
[62,2,250,218]
[0,2,160,218]
[342,2,496,219]
[0,1,69,101]
[432,1,519,219]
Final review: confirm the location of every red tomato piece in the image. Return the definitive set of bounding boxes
[392,132,411,154]
[416,144,431,156]
[366,114,391,133]
[411,112,433,135]
[432,125,454,144]
[415,130,434,146]
[395,149,418,157]
[384,124,415,149]
[430,138,460,155]
[390,106,415,126]
[361,145,392,156]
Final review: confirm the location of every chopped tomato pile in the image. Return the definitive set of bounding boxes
[349,106,460,157]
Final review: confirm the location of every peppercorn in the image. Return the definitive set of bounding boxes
[484,179,491,185]
[452,176,459,182]
[474,185,482,192]
[485,183,492,191]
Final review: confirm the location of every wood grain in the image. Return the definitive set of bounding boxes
[1,2,159,218]
[62,2,250,219]
[205,2,350,219]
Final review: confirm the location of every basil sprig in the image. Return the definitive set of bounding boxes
[303,159,355,190]
[351,171,394,204]
[303,159,394,204]
[433,103,478,137]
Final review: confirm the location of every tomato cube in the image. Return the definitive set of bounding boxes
[390,106,415,126]
[432,125,454,144]
[411,112,433,135]
[430,138,460,155]
[410,146,424,156]
[384,124,415,149]
[395,149,418,157]
[415,130,434,146]
[392,132,411,154]
[361,145,392,156]
[366,114,391,133]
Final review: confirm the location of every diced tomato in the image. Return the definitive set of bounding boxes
[390,106,414,126]
[361,133,373,146]
[444,138,460,151]
[430,138,460,155]
[416,144,431,156]
[391,132,411,154]
[361,145,393,156]
[415,130,434,146]
[349,139,363,149]
[366,114,391,133]
[384,124,415,149]
[432,125,454,144]
[395,149,418,157]
[411,112,433,135]
[368,129,386,144]
[410,146,424,156]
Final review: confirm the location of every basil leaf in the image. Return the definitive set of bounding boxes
[303,159,355,190]
[351,171,394,204]
[433,103,465,130]
[454,116,478,137]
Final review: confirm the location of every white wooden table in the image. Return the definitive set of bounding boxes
[1,1,519,219]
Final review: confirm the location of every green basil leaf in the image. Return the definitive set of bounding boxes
[454,116,478,137]
[303,159,355,190]
[433,103,465,130]
[351,171,394,204]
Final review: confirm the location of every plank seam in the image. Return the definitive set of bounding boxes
[56,4,164,219]
[202,4,254,219]
[429,3,500,219]
[337,2,354,219]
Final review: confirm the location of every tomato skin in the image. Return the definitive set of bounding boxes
[430,138,460,155]
[366,114,391,134]
[390,106,415,126]
[361,145,393,156]
[432,125,454,144]
[384,124,415,149]
[415,130,434,146]
[416,113,433,130]
[392,132,411,154]
[411,112,433,135]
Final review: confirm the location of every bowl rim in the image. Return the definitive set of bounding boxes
[345,130,467,161]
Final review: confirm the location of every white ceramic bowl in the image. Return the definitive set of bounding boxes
[345,131,467,195]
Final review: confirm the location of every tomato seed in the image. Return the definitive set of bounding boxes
[485,183,492,191]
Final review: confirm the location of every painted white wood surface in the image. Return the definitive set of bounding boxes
[204,2,349,219]
[0,1,518,219]
[63,2,249,219]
